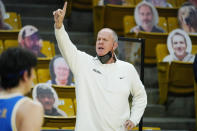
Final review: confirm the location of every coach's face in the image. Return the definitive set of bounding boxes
[96,29,117,56]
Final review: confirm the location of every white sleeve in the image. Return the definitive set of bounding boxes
[129,65,147,126]
[54,25,81,74]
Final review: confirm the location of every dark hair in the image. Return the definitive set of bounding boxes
[37,86,53,96]
[0,47,37,89]
[185,7,197,32]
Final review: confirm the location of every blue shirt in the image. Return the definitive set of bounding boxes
[0,95,24,131]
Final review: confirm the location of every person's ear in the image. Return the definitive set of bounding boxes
[113,42,118,51]
[22,70,29,82]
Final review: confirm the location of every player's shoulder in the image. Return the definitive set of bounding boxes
[18,97,43,112]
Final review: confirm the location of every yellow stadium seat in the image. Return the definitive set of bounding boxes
[123,15,135,35]
[0,30,19,40]
[131,126,161,130]
[36,68,50,83]
[190,34,197,45]
[52,85,76,116]
[130,32,169,64]
[167,17,179,32]
[41,41,53,58]
[167,0,176,7]
[93,2,178,36]
[43,116,76,129]
[125,0,135,6]
[176,0,187,7]
[74,98,77,114]
[50,42,56,57]
[93,0,99,6]
[62,127,75,130]
[65,0,72,18]
[156,44,169,62]
[4,12,22,30]
[3,40,18,50]
[103,4,135,36]
[135,0,141,5]
[58,98,75,116]
[72,0,93,10]
[0,40,4,54]
[93,5,105,35]
[156,44,197,104]
[32,69,38,86]
[36,58,51,83]
[126,32,197,65]
[158,17,168,32]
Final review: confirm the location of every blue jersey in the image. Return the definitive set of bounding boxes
[0,94,25,131]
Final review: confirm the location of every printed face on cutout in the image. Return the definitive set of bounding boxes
[54,59,70,86]
[172,35,187,58]
[138,5,153,27]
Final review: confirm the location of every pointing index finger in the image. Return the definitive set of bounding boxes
[63,1,67,13]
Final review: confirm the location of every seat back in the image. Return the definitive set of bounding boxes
[3,40,18,50]
[156,44,169,62]
[0,40,4,54]
[168,61,194,93]
[36,58,51,83]
[176,0,187,7]
[158,17,168,32]
[104,4,134,36]
[123,15,135,35]
[131,127,161,131]
[4,12,22,29]
[32,69,38,86]
[41,41,54,58]
[157,44,197,104]
[0,30,19,41]
[167,0,176,7]
[190,34,197,45]
[50,42,56,57]
[135,0,141,5]
[125,0,135,6]
[43,116,76,129]
[137,32,168,64]
[168,44,197,93]
[93,0,100,6]
[36,68,50,83]
[72,0,93,10]
[52,85,76,117]
[167,17,179,32]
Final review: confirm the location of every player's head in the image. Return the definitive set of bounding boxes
[0,47,37,91]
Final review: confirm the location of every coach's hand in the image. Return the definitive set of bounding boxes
[53,2,67,29]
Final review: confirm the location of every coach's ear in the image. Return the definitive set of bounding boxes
[113,42,118,51]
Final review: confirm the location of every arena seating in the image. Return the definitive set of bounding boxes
[156,44,197,104]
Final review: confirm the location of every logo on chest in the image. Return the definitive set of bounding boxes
[92,68,102,75]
